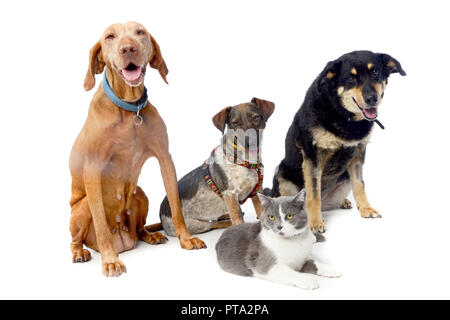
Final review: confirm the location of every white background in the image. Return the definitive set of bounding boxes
[0,0,449,299]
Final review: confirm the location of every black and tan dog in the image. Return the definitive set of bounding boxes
[268,51,405,232]
[160,98,275,236]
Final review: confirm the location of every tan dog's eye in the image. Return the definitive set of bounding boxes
[136,29,145,36]
[105,33,115,40]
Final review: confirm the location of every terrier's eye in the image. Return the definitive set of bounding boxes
[269,215,275,221]
[286,213,294,220]
[136,29,145,36]
[252,115,262,122]
[105,33,115,40]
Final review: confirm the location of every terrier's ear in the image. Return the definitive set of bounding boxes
[251,97,275,121]
[212,106,232,133]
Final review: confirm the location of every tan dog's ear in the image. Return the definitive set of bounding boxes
[150,35,169,84]
[84,41,105,91]
[251,97,275,121]
[212,106,232,133]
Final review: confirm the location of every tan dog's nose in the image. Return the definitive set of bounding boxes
[119,42,138,58]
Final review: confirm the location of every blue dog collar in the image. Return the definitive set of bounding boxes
[102,72,148,125]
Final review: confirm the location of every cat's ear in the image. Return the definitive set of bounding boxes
[257,193,273,208]
[292,190,306,206]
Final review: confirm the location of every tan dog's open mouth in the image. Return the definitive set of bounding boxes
[118,63,146,85]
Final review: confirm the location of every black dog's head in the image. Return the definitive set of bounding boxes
[318,50,406,121]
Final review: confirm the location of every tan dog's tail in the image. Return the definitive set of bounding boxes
[144,223,163,232]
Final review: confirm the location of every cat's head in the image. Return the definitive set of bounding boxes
[257,190,308,238]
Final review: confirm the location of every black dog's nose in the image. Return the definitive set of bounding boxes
[364,94,378,106]
[277,226,283,230]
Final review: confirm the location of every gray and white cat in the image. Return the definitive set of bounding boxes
[215,190,341,290]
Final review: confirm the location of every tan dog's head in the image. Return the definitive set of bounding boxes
[84,22,168,91]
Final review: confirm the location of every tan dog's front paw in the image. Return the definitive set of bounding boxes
[179,236,207,250]
[309,218,326,233]
[102,255,126,277]
[359,206,381,218]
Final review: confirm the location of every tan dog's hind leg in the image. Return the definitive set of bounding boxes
[348,149,379,218]
[303,158,325,232]
[223,192,244,225]
[70,197,92,263]
[251,196,263,219]
[157,153,206,250]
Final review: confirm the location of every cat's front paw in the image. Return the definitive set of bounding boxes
[295,277,319,290]
[316,264,342,278]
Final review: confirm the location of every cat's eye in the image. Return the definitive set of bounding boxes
[286,213,294,220]
[268,215,275,221]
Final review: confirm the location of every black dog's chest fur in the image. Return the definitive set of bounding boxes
[322,147,357,178]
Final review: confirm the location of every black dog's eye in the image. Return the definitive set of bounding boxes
[371,67,379,77]
[105,33,115,40]
[346,74,356,83]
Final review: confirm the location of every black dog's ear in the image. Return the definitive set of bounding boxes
[212,106,232,133]
[376,53,406,76]
[318,59,342,92]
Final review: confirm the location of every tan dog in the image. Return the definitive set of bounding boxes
[69,22,206,277]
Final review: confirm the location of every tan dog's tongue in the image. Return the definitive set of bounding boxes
[122,68,141,81]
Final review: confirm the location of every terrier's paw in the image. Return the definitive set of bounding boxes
[295,277,319,290]
[309,218,326,233]
[180,236,207,250]
[359,206,381,218]
[102,256,126,277]
[72,248,92,263]
[340,198,353,209]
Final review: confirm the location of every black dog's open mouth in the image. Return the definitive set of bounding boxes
[352,97,378,121]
